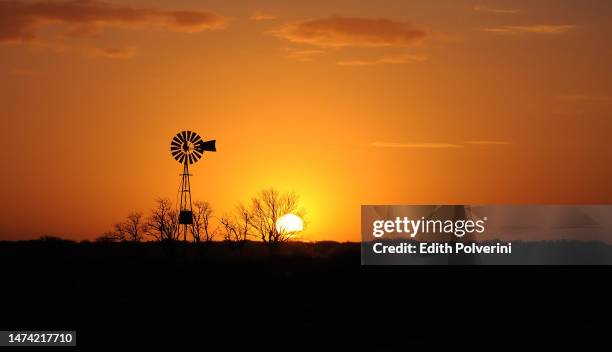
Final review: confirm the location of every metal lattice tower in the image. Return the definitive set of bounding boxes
[170,131,216,241]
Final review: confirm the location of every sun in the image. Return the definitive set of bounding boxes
[276,214,304,233]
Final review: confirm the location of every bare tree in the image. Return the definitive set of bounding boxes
[248,188,302,246]
[218,204,252,245]
[96,233,120,243]
[233,204,251,243]
[145,198,179,242]
[192,201,215,243]
[104,211,145,242]
[218,215,237,242]
[111,222,128,241]
[166,209,180,241]
[124,212,145,241]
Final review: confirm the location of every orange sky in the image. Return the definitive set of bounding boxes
[1,0,612,241]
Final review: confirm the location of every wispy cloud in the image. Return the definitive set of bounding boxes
[556,94,611,103]
[465,140,512,145]
[87,46,137,59]
[371,142,463,149]
[250,11,276,21]
[284,48,325,62]
[270,16,426,48]
[8,68,43,76]
[473,5,520,14]
[337,53,427,66]
[372,140,512,148]
[552,94,611,115]
[0,0,228,43]
[483,25,575,35]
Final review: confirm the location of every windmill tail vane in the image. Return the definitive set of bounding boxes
[170,130,216,241]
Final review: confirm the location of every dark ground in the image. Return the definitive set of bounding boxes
[1,239,611,350]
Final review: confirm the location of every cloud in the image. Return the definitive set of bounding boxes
[8,68,43,76]
[13,37,138,59]
[465,141,512,145]
[87,46,137,59]
[0,0,227,43]
[250,11,276,21]
[372,140,512,149]
[284,48,325,62]
[552,94,611,115]
[371,142,463,149]
[556,94,611,103]
[473,5,520,14]
[336,59,382,66]
[483,25,575,35]
[270,16,426,48]
[337,53,427,66]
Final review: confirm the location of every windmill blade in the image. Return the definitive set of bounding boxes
[170,130,215,164]
[192,150,202,160]
[190,132,201,143]
[171,150,183,160]
[191,153,200,163]
[192,131,200,142]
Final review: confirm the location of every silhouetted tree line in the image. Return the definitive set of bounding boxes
[97,188,305,247]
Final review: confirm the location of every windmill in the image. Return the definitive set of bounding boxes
[170,131,216,241]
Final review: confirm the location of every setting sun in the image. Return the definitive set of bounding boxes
[276,214,304,233]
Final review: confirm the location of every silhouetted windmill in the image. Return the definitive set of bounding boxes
[170,131,216,241]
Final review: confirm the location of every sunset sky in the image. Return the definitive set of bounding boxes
[1,0,612,241]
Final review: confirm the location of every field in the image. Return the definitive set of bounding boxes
[1,239,610,349]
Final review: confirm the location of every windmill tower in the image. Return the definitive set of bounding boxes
[170,131,216,241]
